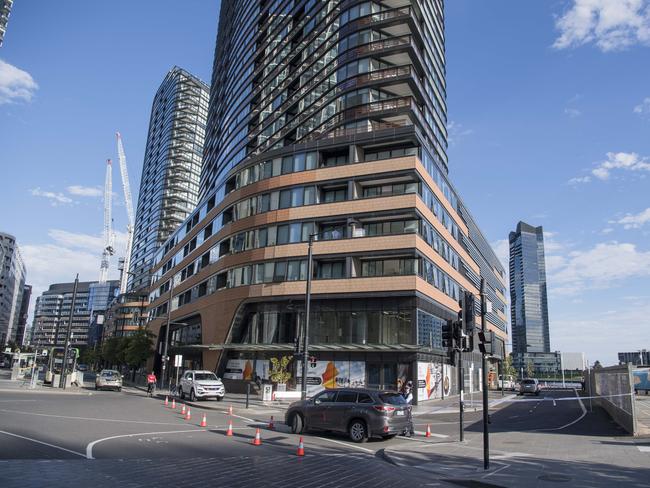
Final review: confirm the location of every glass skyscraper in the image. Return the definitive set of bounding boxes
[128,67,210,292]
[509,221,551,373]
[146,1,508,401]
[0,232,26,346]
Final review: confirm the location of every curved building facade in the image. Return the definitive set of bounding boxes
[147,0,507,400]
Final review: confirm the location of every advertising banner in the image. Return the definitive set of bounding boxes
[223,359,254,380]
[297,359,365,395]
[417,361,443,401]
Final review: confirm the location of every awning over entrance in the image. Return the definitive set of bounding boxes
[185,343,431,353]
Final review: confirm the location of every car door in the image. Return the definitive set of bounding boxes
[329,390,358,432]
[181,371,193,393]
[306,390,338,430]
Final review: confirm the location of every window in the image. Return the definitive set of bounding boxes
[304,186,317,205]
[336,391,357,403]
[274,262,287,282]
[323,188,346,203]
[277,225,289,244]
[281,156,293,174]
[315,390,337,403]
[279,190,291,209]
[319,261,345,279]
[357,393,374,404]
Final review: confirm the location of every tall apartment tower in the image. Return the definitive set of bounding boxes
[128,67,209,291]
[147,1,508,401]
[0,0,13,47]
[30,280,119,347]
[14,284,31,346]
[0,232,26,345]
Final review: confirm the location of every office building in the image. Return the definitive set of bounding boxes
[0,232,26,345]
[0,0,13,47]
[14,284,31,346]
[146,0,508,402]
[619,350,649,367]
[128,67,210,292]
[31,280,118,348]
[509,221,553,374]
[102,292,149,340]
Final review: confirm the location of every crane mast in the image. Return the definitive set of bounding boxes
[99,159,114,284]
[116,132,135,293]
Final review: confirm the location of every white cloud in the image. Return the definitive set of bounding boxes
[634,96,650,116]
[446,121,474,147]
[490,239,509,270]
[548,241,650,295]
[569,151,650,183]
[21,229,129,315]
[30,187,74,206]
[568,175,592,184]
[564,107,582,117]
[0,59,39,104]
[610,207,650,229]
[66,185,103,198]
[553,0,650,52]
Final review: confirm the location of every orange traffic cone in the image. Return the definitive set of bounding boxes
[425,424,431,438]
[268,416,275,430]
[296,437,305,456]
[181,404,186,415]
[228,405,233,416]
[200,413,207,428]
[185,408,191,421]
[171,398,176,409]
[164,396,168,407]
[252,427,262,446]
[226,419,233,436]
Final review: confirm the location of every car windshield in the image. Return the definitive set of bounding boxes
[522,379,536,385]
[195,373,218,381]
[101,371,119,378]
[379,393,407,405]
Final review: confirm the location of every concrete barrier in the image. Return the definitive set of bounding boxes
[587,363,638,435]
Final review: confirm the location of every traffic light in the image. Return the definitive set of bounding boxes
[442,320,454,349]
[478,330,495,355]
[460,291,476,335]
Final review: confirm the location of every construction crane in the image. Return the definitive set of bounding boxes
[116,132,135,293]
[99,159,114,284]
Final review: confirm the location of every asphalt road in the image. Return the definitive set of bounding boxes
[1,383,649,487]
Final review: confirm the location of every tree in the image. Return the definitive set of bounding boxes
[593,360,603,369]
[526,360,534,379]
[269,356,293,384]
[125,329,154,370]
[101,337,121,368]
[503,354,516,378]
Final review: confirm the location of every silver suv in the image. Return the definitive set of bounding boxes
[178,370,225,402]
[285,388,412,443]
[519,378,541,396]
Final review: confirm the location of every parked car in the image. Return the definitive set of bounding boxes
[285,388,413,443]
[77,364,88,372]
[519,378,541,396]
[498,374,516,390]
[95,370,122,391]
[178,370,225,402]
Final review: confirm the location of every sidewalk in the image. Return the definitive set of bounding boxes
[411,391,517,416]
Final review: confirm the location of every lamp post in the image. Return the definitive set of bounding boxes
[160,279,174,390]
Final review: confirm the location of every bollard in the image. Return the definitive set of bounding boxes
[246,382,250,409]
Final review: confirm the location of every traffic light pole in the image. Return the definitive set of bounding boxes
[480,278,490,470]
[458,348,464,442]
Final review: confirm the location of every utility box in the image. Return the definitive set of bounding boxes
[262,384,273,402]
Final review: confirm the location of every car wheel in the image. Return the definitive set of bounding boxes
[118,387,122,392]
[348,420,368,443]
[95,385,98,390]
[190,389,196,402]
[291,413,304,434]
[179,387,185,400]
[216,395,224,402]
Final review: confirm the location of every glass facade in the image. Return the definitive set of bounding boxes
[509,221,551,355]
[0,232,26,345]
[128,67,210,291]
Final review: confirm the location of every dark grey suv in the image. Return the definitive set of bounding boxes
[285,388,412,443]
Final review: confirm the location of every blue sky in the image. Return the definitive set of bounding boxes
[1,1,649,365]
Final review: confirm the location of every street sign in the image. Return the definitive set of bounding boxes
[174,354,183,367]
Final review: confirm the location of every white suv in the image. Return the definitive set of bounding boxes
[179,370,226,402]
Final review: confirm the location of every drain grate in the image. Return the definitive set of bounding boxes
[538,474,572,482]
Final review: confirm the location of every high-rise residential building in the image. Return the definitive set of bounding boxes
[102,292,149,341]
[0,232,26,345]
[31,280,118,348]
[146,0,508,402]
[509,221,552,375]
[14,284,31,346]
[128,67,210,292]
[0,0,13,47]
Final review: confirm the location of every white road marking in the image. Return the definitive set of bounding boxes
[482,463,511,478]
[533,389,587,432]
[637,446,650,452]
[0,408,182,426]
[313,436,374,453]
[86,429,205,459]
[0,430,86,458]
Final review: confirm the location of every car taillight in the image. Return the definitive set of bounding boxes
[373,405,396,413]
